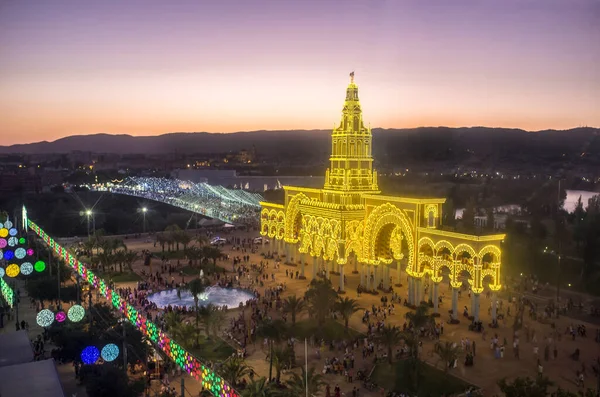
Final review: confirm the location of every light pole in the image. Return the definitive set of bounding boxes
[83,209,95,240]
[86,210,92,240]
[141,207,147,234]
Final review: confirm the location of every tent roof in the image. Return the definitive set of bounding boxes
[0,359,65,397]
[0,330,34,367]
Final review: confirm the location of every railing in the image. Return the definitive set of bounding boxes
[28,219,239,397]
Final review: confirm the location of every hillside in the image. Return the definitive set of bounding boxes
[0,127,598,170]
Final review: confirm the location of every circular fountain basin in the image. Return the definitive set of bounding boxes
[147,286,254,309]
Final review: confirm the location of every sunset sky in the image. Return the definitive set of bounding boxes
[0,0,598,145]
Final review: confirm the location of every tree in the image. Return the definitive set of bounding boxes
[81,365,145,397]
[256,318,288,381]
[185,247,203,266]
[156,233,167,252]
[25,277,79,305]
[221,357,253,387]
[113,249,126,273]
[271,345,293,383]
[335,296,362,330]
[461,197,476,232]
[165,224,182,251]
[198,304,226,338]
[170,322,197,350]
[486,207,495,231]
[195,234,209,247]
[375,325,402,364]
[405,303,432,338]
[284,366,325,397]
[178,231,192,251]
[186,278,206,346]
[202,245,223,271]
[497,376,552,397]
[241,377,276,397]
[434,341,461,373]
[304,279,337,328]
[97,251,113,272]
[122,251,138,273]
[282,295,305,325]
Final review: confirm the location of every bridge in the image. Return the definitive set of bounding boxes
[90,177,263,225]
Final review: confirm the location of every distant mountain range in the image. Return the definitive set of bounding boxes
[1,127,599,169]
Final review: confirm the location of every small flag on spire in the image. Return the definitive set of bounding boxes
[350,71,355,83]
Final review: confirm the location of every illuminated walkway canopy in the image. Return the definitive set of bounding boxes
[260,73,505,322]
[91,177,262,224]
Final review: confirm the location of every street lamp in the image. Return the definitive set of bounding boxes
[141,207,147,233]
[82,209,94,240]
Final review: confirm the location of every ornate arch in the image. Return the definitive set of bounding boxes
[418,237,435,253]
[478,245,501,263]
[454,243,476,259]
[284,193,308,243]
[275,211,286,240]
[363,203,415,270]
[434,240,454,256]
[260,208,270,236]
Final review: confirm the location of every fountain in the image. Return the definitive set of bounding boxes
[147,286,254,309]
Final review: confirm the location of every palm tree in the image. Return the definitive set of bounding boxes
[282,295,305,325]
[165,311,183,332]
[202,246,223,272]
[81,239,96,257]
[171,323,197,350]
[220,357,253,387]
[186,278,206,345]
[122,251,138,273]
[434,341,461,373]
[335,296,362,330]
[156,233,167,252]
[241,377,275,397]
[405,303,432,359]
[304,279,338,328]
[195,234,209,247]
[198,304,226,338]
[97,251,113,273]
[285,366,325,397]
[165,224,182,250]
[184,247,203,266]
[113,249,126,273]
[256,318,287,381]
[178,231,192,251]
[271,345,292,383]
[376,324,402,364]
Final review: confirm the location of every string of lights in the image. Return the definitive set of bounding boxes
[28,218,239,397]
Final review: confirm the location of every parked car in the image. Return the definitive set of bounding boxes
[210,237,226,246]
[253,237,269,245]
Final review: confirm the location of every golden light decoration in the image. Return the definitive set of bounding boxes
[6,264,20,278]
[258,73,505,317]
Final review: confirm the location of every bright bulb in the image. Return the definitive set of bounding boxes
[86,210,92,216]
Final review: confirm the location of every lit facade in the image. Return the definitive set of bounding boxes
[260,74,505,321]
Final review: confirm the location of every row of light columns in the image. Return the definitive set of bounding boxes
[269,238,498,324]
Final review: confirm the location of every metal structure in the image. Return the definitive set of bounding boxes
[91,177,263,225]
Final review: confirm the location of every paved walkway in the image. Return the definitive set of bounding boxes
[1,282,88,397]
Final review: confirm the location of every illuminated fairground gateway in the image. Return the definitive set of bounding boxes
[260,73,505,322]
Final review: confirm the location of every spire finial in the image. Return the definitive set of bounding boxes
[350,71,355,83]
